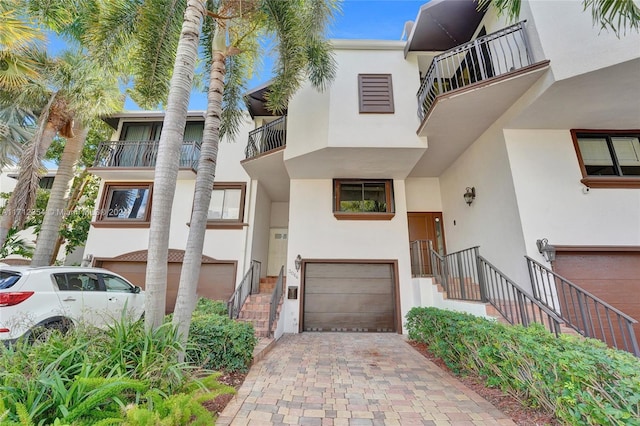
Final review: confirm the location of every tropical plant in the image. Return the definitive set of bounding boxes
[479,0,640,35]
[0,227,34,258]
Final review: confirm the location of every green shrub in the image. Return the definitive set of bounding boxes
[0,320,235,425]
[406,307,640,426]
[187,312,257,372]
[193,298,228,317]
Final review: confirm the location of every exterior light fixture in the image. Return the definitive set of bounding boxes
[536,238,556,262]
[294,254,302,271]
[463,187,476,206]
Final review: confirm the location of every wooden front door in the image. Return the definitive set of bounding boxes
[408,212,446,275]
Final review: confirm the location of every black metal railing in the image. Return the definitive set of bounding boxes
[436,246,485,302]
[410,240,433,276]
[526,256,639,356]
[245,116,287,159]
[479,255,563,335]
[417,21,533,120]
[93,140,201,170]
[268,265,285,337]
[228,260,261,319]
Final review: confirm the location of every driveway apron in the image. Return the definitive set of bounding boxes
[217,333,515,425]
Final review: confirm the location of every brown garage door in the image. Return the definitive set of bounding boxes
[554,251,640,347]
[96,250,236,314]
[303,262,396,332]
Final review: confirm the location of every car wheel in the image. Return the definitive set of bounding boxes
[29,319,72,344]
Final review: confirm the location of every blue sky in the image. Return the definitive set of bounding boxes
[49,0,426,111]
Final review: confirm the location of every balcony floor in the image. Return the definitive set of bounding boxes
[411,61,550,177]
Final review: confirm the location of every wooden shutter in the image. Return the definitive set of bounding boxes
[358,74,394,113]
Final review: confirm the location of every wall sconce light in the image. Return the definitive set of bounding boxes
[463,187,476,206]
[536,238,556,262]
[294,254,302,271]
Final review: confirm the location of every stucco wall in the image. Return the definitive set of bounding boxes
[405,178,443,212]
[270,202,289,228]
[248,181,272,279]
[524,0,640,81]
[439,125,530,289]
[506,129,640,258]
[283,178,414,333]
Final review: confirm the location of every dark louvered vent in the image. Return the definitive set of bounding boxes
[358,74,394,113]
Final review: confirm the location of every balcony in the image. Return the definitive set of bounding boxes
[89,140,201,180]
[417,21,537,120]
[410,21,550,176]
[244,116,287,160]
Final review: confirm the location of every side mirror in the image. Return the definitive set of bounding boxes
[132,286,141,294]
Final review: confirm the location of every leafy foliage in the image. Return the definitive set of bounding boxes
[186,297,257,372]
[406,307,640,425]
[0,317,238,425]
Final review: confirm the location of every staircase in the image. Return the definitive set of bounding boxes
[238,276,284,338]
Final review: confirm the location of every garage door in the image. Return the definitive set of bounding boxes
[554,251,640,346]
[303,262,396,332]
[97,250,236,314]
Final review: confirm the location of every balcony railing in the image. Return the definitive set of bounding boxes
[245,116,287,159]
[93,140,201,170]
[417,21,533,120]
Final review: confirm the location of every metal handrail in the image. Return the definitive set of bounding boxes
[245,116,287,159]
[227,260,261,319]
[417,21,533,120]
[410,240,433,276]
[268,265,285,337]
[479,255,563,335]
[433,246,485,302]
[526,256,639,356]
[93,139,202,170]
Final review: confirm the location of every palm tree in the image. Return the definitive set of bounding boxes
[479,0,640,35]
[29,51,122,266]
[143,0,208,329]
[171,0,339,341]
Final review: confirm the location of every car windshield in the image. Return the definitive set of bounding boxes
[0,271,22,289]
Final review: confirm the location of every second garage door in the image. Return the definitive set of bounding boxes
[303,262,397,332]
[98,256,236,314]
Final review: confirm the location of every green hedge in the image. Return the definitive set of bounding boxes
[186,298,257,372]
[406,307,640,426]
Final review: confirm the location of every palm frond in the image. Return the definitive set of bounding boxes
[0,103,35,167]
[7,93,56,228]
[476,0,520,22]
[583,0,640,35]
[220,53,250,139]
[129,0,189,108]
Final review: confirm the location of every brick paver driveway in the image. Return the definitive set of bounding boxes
[217,333,515,425]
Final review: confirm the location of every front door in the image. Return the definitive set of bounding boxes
[267,228,288,276]
[407,212,446,275]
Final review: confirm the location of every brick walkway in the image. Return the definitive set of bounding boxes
[217,333,515,425]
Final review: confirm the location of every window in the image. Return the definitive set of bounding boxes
[333,179,395,220]
[358,74,394,113]
[102,274,135,292]
[94,183,153,227]
[54,273,101,291]
[572,130,640,188]
[205,182,246,229]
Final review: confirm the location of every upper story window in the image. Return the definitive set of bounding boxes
[119,121,203,142]
[93,182,153,228]
[333,179,395,220]
[358,74,394,114]
[572,130,640,188]
[205,182,246,229]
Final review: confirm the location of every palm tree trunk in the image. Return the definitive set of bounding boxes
[31,121,88,266]
[0,93,67,248]
[49,172,90,264]
[172,25,227,343]
[144,0,206,330]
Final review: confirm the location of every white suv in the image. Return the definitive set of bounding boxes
[0,266,145,343]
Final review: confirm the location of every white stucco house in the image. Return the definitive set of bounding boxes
[83,0,640,349]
